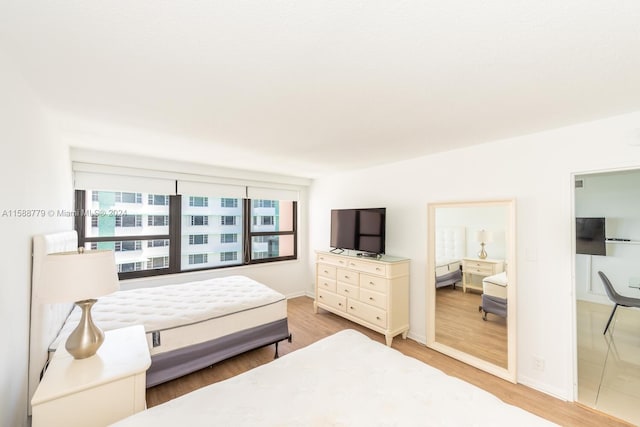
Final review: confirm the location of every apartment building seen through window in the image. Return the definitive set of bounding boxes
[75,190,297,279]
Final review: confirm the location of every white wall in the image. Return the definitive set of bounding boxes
[435,205,508,260]
[575,170,640,304]
[308,110,640,401]
[0,53,73,427]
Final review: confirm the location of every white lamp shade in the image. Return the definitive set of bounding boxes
[474,230,493,243]
[40,249,119,302]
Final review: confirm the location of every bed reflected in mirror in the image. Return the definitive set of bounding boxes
[427,200,516,382]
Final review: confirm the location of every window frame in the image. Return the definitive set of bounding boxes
[75,191,297,279]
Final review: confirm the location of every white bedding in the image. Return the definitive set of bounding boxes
[112,329,555,427]
[482,271,508,299]
[50,275,286,355]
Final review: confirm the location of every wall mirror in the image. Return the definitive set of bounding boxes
[427,200,516,382]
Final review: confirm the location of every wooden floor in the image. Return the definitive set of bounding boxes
[147,296,633,426]
[435,285,507,368]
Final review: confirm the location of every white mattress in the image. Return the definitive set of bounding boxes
[50,275,287,356]
[483,271,508,299]
[112,329,556,427]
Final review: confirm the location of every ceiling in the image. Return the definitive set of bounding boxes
[1,1,639,178]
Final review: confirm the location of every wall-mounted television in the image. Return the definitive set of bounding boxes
[330,208,386,255]
[576,217,606,256]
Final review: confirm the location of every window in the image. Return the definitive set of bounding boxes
[114,240,142,251]
[115,192,142,204]
[147,256,169,269]
[220,233,237,243]
[76,189,296,279]
[189,253,208,265]
[148,194,169,205]
[115,215,142,227]
[148,239,169,247]
[221,216,236,225]
[221,198,238,208]
[253,199,275,208]
[189,196,208,207]
[148,215,169,226]
[220,251,237,262]
[76,190,171,278]
[118,262,143,273]
[253,216,274,226]
[189,234,208,245]
[190,215,209,226]
[248,200,296,262]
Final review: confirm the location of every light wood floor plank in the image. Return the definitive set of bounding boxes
[146,296,632,426]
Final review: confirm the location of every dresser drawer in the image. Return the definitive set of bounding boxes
[317,289,346,312]
[359,288,387,310]
[337,283,359,300]
[360,274,389,294]
[465,264,494,275]
[316,277,337,293]
[317,263,337,279]
[317,253,349,268]
[337,268,359,285]
[347,299,387,328]
[345,259,387,276]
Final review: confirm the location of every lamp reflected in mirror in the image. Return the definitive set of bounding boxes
[475,229,493,259]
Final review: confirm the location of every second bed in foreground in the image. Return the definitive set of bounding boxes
[113,329,555,426]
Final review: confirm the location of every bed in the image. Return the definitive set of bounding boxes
[479,271,508,320]
[28,231,291,413]
[112,329,555,427]
[435,227,465,288]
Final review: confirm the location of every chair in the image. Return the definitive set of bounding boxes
[598,271,640,334]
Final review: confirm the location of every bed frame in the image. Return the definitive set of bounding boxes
[28,231,292,412]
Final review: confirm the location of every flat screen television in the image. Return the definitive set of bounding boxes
[576,217,606,256]
[330,208,386,255]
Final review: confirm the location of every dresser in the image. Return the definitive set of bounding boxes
[314,251,410,346]
[461,257,504,293]
[31,325,150,427]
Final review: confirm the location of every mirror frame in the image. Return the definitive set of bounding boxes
[427,199,517,383]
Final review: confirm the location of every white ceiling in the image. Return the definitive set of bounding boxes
[1,1,639,178]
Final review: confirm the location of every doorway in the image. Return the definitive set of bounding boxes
[574,169,640,426]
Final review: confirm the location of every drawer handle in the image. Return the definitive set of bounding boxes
[319,295,323,299]
[350,306,355,310]
[338,303,342,306]
[344,275,350,279]
[350,262,356,266]
[369,281,375,286]
[376,267,381,271]
[376,316,381,320]
[324,270,329,274]
[344,289,349,293]
[369,297,374,301]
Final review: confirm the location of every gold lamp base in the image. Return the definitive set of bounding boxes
[478,243,488,259]
[65,299,105,359]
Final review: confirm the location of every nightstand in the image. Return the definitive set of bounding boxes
[31,325,150,427]
[461,258,504,293]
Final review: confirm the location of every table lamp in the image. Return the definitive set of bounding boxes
[475,229,493,259]
[40,248,119,359]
